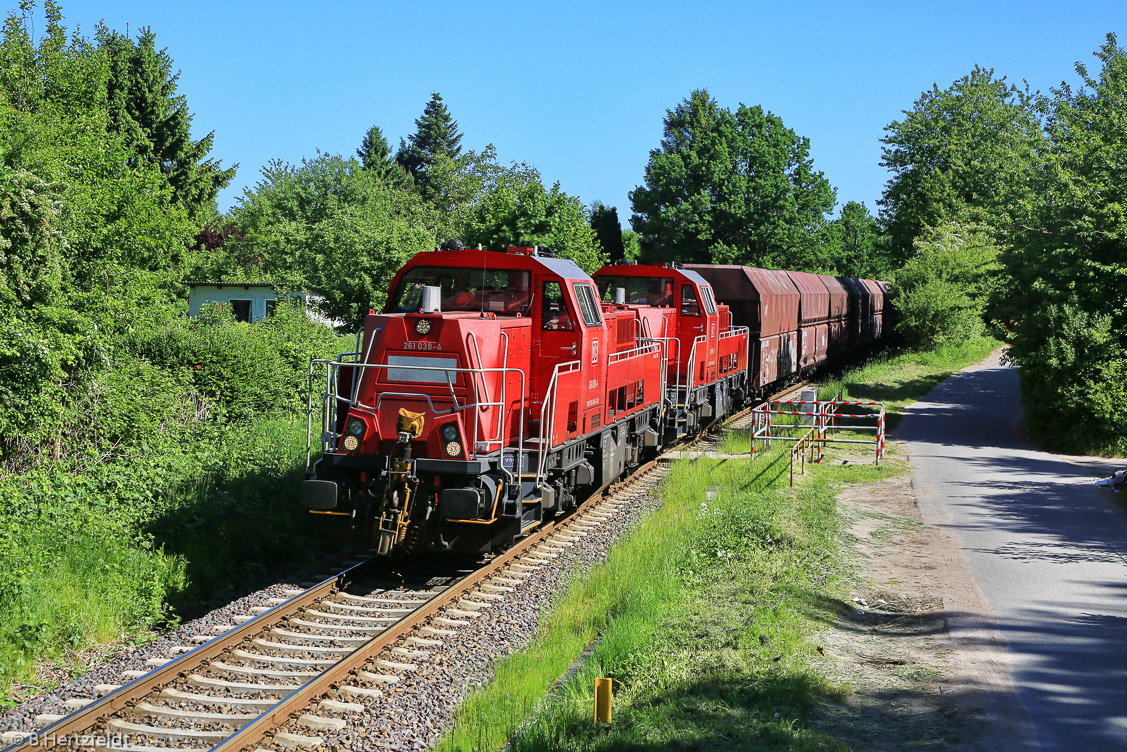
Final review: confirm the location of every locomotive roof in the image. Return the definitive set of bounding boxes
[400,248,590,281]
[594,264,713,288]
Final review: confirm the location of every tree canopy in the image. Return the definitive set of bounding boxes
[893,221,1000,349]
[229,153,435,328]
[396,92,463,199]
[589,201,626,261]
[878,66,1044,265]
[999,34,1127,453]
[828,201,885,278]
[630,89,837,270]
[99,26,235,217]
[357,123,411,189]
[0,0,195,447]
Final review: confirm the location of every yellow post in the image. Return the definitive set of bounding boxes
[594,677,613,724]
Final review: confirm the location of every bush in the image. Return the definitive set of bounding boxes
[0,300,347,693]
[892,222,1000,349]
[129,300,343,423]
[1014,304,1127,455]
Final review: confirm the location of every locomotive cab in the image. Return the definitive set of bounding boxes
[594,264,748,438]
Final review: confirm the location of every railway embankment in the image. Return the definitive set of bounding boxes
[440,336,1001,751]
[0,307,347,705]
[0,336,1003,751]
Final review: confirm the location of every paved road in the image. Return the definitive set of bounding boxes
[901,352,1127,750]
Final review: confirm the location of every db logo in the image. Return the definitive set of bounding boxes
[591,339,599,364]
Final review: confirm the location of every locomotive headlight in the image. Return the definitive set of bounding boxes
[415,318,432,335]
[444,440,463,458]
[342,416,366,452]
[439,423,459,442]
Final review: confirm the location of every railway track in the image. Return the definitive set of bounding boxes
[2,384,803,752]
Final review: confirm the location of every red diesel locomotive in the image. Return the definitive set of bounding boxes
[302,247,749,555]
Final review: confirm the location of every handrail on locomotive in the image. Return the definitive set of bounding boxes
[307,355,527,488]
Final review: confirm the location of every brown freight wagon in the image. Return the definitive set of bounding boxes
[785,270,831,371]
[839,277,872,346]
[817,273,850,356]
[684,265,800,392]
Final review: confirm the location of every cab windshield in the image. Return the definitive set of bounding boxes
[388,266,532,315]
[595,275,674,307]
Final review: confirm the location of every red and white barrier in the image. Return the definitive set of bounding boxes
[749,394,886,467]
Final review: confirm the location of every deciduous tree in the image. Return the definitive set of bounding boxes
[893,222,999,349]
[1002,35,1127,453]
[461,165,605,274]
[830,201,885,277]
[630,90,836,269]
[879,67,1043,264]
[231,153,434,327]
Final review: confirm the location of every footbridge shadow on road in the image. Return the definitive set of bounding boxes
[930,451,1127,565]
[793,586,1127,749]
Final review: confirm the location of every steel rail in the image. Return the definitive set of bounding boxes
[212,483,621,751]
[213,386,789,751]
[5,561,380,752]
[4,381,805,752]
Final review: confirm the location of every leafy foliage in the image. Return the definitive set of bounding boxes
[893,222,999,349]
[620,229,640,262]
[460,163,605,273]
[0,3,345,693]
[1000,34,1127,453]
[230,153,435,327]
[879,66,1043,265]
[828,201,885,278]
[630,89,837,269]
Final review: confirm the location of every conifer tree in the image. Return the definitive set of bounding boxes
[589,201,626,260]
[357,124,412,189]
[396,92,463,198]
[99,26,235,217]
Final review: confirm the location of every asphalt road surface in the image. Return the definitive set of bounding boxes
[901,351,1127,750]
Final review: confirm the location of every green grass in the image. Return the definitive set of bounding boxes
[0,412,321,700]
[436,340,998,751]
[439,447,909,752]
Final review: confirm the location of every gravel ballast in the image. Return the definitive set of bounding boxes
[1,435,734,751]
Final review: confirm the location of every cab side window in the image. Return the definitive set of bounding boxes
[701,286,718,315]
[542,281,574,331]
[574,283,603,327]
[681,284,701,316]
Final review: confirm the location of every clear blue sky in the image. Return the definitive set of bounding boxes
[29,0,1127,223]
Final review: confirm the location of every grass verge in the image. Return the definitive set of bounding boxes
[0,412,320,701]
[437,341,997,750]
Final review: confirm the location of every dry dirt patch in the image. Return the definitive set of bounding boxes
[811,472,1035,751]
